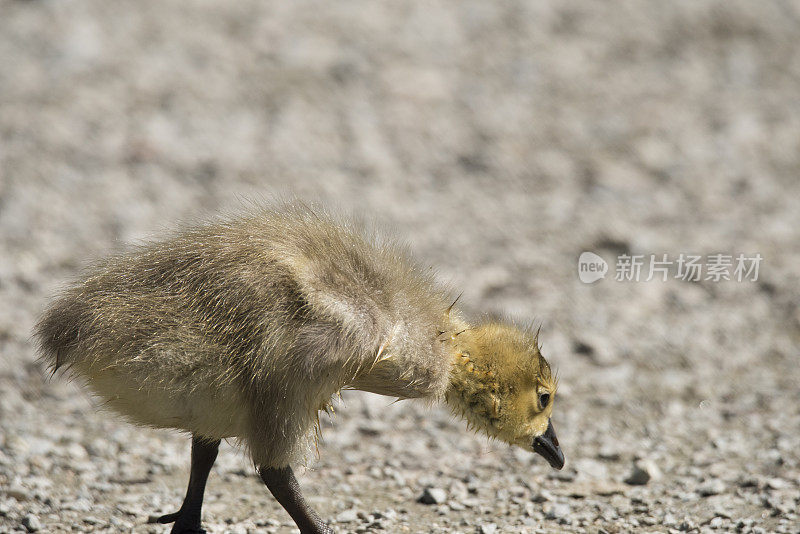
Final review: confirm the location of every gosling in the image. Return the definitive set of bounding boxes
[35,203,564,534]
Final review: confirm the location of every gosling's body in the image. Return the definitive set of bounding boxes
[36,204,563,534]
[38,205,459,467]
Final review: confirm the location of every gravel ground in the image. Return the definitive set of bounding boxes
[1,1,799,533]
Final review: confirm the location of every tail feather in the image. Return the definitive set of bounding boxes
[34,294,92,374]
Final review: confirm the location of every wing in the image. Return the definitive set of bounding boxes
[271,212,457,400]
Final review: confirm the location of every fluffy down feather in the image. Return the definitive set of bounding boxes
[35,203,462,467]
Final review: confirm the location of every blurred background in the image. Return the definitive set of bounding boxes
[1,1,798,532]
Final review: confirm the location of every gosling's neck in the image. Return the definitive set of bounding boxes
[443,331,505,437]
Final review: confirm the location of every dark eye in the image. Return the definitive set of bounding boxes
[539,392,550,409]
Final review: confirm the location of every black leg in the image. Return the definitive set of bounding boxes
[259,465,334,534]
[157,436,220,533]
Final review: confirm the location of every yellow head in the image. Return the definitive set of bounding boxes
[444,322,564,469]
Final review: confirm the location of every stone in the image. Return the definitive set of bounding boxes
[530,489,554,502]
[624,460,660,485]
[698,479,725,496]
[766,478,787,490]
[598,446,622,462]
[545,503,571,521]
[336,509,359,523]
[418,488,447,505]
[4,485,31,501]
[22,514,41,532]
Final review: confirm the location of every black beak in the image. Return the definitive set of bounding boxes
[532,419,565,470]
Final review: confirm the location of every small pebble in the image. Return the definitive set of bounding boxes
[418,487,447,505]
[336,509,359,523]
[624,460,660,485]
[549,468,576,482]
[766,478,787,490]
[597,446,622,461]
[698,479,725,496]
[22,514,41,532]
[5,485,31,501]
[531,489,554,503]
[545,503,571,521]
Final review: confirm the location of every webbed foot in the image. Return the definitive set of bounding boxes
[155,511,180,524]
[153,510,206,533]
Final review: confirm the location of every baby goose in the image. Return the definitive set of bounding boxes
[35,203,563,534]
